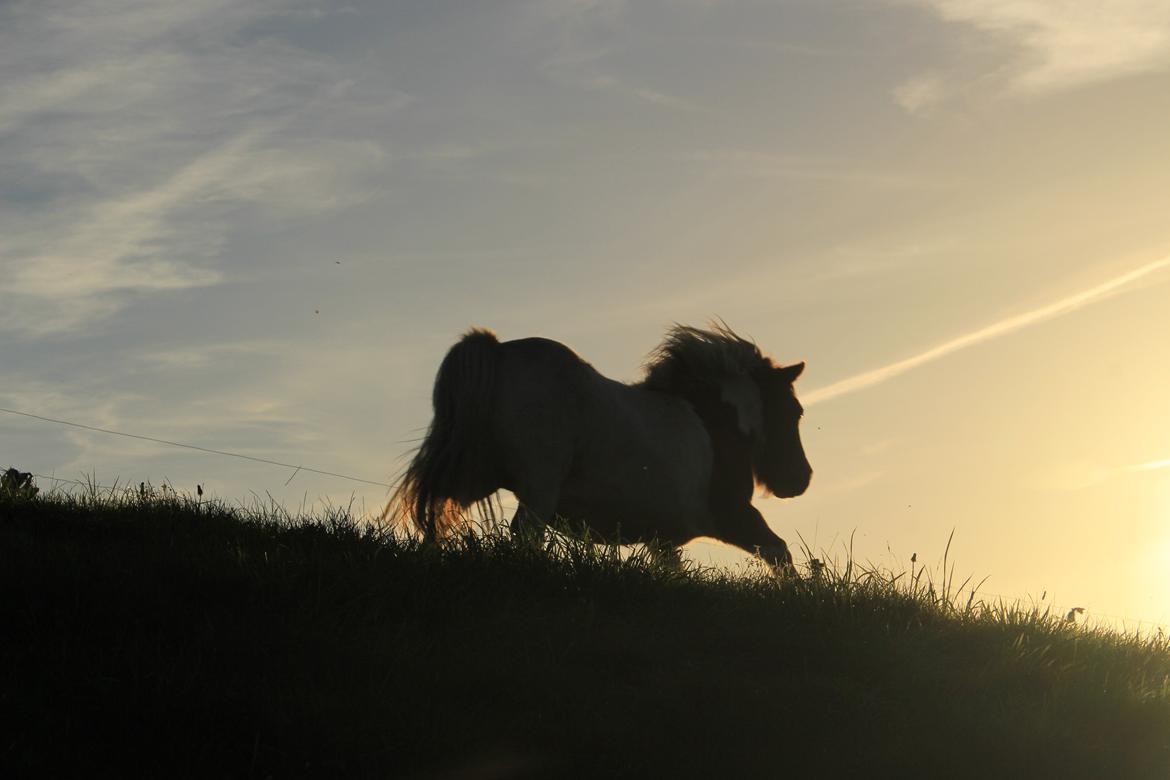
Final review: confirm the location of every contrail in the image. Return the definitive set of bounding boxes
[804,255,1170,406]
[1124,458,1170,473]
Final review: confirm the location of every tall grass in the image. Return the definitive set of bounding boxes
[2,480,1168,778]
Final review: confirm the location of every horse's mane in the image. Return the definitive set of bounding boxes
[641,322,772,394]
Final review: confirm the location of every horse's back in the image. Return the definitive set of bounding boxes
[493,337,600,421]
[489,337,614,451]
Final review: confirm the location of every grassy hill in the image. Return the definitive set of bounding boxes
[2,482,1168,779]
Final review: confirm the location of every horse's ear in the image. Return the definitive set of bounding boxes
[719,375,765,440]
[778,361,805,383]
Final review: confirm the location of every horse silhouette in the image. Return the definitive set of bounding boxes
[390,323,811,571]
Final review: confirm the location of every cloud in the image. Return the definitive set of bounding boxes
[134,341,276,370]
[902,0,1170,95]
[528,0,628,25]
[1,130,250,335]
[893,73,947,114]
[531,0,704,111]
[583,74,703,111]
[0,0,398,336]
[1123,457,1170,474]
[804,254,1170,406]
[543,56,702,112]
[682,150,941,189]
[1036,455,1170,492]
[814,470,885,497]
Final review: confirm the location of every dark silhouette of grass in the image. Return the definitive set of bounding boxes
[2,484,1168,779]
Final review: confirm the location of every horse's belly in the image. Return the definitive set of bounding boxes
[556,490,701,542]
[555,431,712,543]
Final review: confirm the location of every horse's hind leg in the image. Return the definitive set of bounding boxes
[509,480,561,543]
[716,504,794,575]
[501,433,570,543]
[510,504,548,542]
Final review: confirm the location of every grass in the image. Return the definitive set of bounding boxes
[2,482,1169,779]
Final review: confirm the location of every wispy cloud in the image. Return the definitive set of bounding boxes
[897,1,1170,104]
[9,131,258,296]
[683,150,941,189]
[0,0,397,336]
[1037,455,1170,492]
[583,74,703,111]
[1123,457,1170,474]
[532,0,704,111]
[814,470,886,497]
[893,73,947,115]
[134,341,277,370]
[805,255,1170,406]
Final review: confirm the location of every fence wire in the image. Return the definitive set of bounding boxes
[1,406,392,488]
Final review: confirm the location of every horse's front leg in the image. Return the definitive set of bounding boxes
[644,539,685,571]
[716,504,794,576]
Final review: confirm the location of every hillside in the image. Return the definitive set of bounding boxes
[2,484,1168,779]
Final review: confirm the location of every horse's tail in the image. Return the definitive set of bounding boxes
[388,328,501,539]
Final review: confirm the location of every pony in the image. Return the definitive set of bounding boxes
[389,323,811,572]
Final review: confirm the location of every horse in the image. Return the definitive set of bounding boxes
[389,323,812,572]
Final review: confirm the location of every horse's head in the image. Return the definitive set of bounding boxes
[744,361,812,498]
[642,322,813,498]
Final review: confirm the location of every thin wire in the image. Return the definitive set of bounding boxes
[1,406,392,489]
[32,473,117,491]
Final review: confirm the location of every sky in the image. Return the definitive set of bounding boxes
[4,0,1170,631]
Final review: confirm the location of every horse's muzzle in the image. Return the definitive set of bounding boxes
[776,468,812,498]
